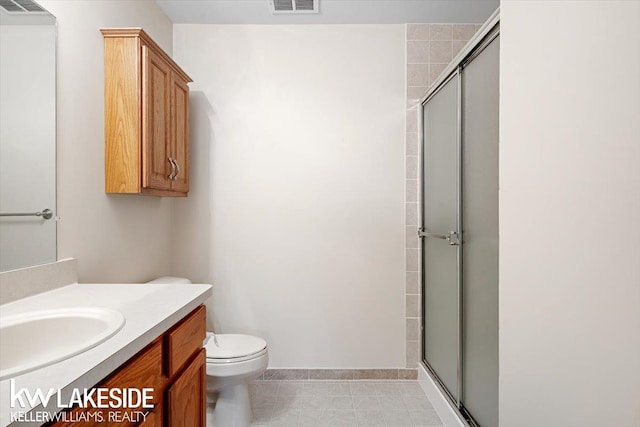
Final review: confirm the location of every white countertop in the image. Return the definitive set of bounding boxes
[0,283,212,427]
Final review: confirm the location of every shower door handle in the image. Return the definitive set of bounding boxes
[418,228,460,246]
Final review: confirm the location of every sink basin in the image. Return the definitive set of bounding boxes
[0,307,125,380]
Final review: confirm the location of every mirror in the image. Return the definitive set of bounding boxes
[0,1,56,272]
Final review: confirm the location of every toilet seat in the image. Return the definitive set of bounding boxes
[205,334,267,364]
[206,348,268,364]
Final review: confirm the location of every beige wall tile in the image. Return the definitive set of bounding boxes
[429,24,452,41]
[406,203,418,226]
[407,40,430,63]
[406,155,418,179]
[308,370,355,380]
[399,369,419,380]
[429,63,448,86]
[264,369,309,380]
[406,226,419,249]
[406,179,418,202]
[407,64,429,87]
[406,108,418,133]
[406,132,418,156]
[406,272,420,294]
[353,369,399,380]
[407,23,430,41]
[406,249,420,272]
[406,318,420,341]
[406,294,420,317]
[406,341,420,368]
[429,40,452,64]
[407,86,428,101]
[452,24,477,41]
[452,40,468,58]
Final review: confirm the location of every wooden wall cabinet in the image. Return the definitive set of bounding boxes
[101,28,192,197]
[48,306,206,427]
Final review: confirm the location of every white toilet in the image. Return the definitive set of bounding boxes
[146,277,268,427]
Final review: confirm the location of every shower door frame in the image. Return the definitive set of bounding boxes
[419,11,500,427]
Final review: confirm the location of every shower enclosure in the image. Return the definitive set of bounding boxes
[420,20,499,427]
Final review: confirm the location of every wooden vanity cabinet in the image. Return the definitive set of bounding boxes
[48,305,206,427]
[101,28,192,197]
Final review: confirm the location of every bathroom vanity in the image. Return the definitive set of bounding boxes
[49,306,206,427]
[0,283,211,427]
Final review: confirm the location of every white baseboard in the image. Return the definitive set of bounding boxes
[417,363,466,427]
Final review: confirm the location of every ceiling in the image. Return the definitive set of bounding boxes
[155,0,499,25]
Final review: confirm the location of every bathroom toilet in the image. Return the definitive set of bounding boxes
[146,277,268,427]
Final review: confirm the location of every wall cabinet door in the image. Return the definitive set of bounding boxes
[142,45,172,191]
[167,349,206,427]
[170,73,190,193]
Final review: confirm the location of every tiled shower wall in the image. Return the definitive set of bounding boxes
[405,24,482,370]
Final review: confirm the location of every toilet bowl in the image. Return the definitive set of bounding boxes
[146,277,269,427]
[205,334,268,426]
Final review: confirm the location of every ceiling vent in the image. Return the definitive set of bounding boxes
[0,0,45,13]
[270,0,318,14]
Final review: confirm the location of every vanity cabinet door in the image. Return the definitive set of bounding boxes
[166,349,206,427]
[142,44,172,192]
[137,403,163,427]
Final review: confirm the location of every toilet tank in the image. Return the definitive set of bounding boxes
[146,276,192,284]
[147,276,213,331]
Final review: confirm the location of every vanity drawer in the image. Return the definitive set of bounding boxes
[165,305,206,377]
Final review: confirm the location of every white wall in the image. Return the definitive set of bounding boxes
[500,1,640,426]
[172,25,406,368]
[37,0,175,282]
[0,24,56,271]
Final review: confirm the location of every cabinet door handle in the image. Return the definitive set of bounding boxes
[168,157,176,180]
[173,159,180,180]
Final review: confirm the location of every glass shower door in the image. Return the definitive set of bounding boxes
[421,28,499,427]
[461,35,499,427]
[421,73,461,402]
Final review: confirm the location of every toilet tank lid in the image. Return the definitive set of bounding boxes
[146,276,192,284]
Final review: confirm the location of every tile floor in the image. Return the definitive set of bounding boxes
[248,380,443,426]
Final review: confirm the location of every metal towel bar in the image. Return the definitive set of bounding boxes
[0,208,53,220]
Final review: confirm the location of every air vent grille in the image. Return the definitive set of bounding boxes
[294,0,314,11]
[0,0,22,12]
[0,0,45,13]
[14,0,44,11]
[270,0,318,14]
[273,0,293,11]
